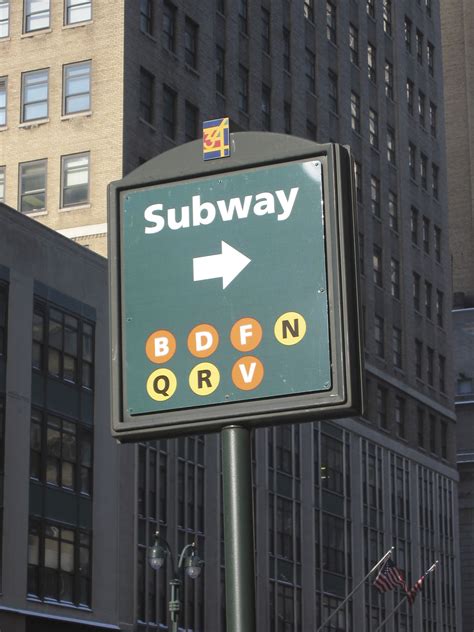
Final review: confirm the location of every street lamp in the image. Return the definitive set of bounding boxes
[148,531,203,632]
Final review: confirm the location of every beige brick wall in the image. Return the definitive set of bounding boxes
[0,1,125,256]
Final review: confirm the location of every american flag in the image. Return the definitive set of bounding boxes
[373,558,406,593]
[406,573,426,605]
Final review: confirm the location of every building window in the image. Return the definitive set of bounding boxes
[19,159,47,214]
[162,85,177,139]
[388,190,398,231]
[408,142,416,180]
[27,520,91,606]
[387,126,396,164]
[0,77,6,126]
[430,102,437,137]
[33,302,94,387]
[306,119,316,141]
[184,17,198,69]
[374,315,384,357]
[305,48,315,93]
[283,27,290,72]
[261,6,270,53]
[420,153,428,190]
[416,29,423,64]
[373,245,382,287]
[427,41,434,76]
[216,45,225,95]
[418,91,426,127]
[384,60,393,100]
[392,327,402,368]
[422,216,430,253]
[390,258,400,299]
[216,0,225,14]
[395,397,405,438]
[432,163,439,200]
[63,61,91,115]
[139,0,152,34]
[367,0,375,19]
[370,175,380,216]
[425,281,433,320]
[22,69,48,122]
[61,153,89,208]
[404,16,412,52]
[436,290,444,327]
[0,1,9,37]
[328,70,338,114]
[65,0,91,25]
[411,207,419,245]
[354,160,362,203]
[417,408,424,447]
[351,92,360,134]
[367,43,376,83]
[30,408,93,494]
[349,24,359,66]
[369,109,378,149]
[441,422,447,458]
[163,2,176,52]
[383,0,392,36]
[284,101,291,134]
[304,0,314,22]
[238,65,248,113]
[415,339,423,379]
[434,226,441,262]
[407,78,414,115]
[139,67,154,124]
[24,0,50,32]
[262,84,271,131]
[427,347,434,386]
[376,386,387,428]
[439,355,446,393]
[0,166,4,202]
[428,415,436,453]
[413,272,420,311]
[326,1,336,44]
[238,0,248,34]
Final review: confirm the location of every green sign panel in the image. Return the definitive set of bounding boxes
[123,160,330,414]
[109,135,363,440]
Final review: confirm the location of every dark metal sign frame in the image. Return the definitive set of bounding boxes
[108,133,363,441]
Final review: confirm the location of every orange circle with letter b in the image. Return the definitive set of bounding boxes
[145,330,176,364]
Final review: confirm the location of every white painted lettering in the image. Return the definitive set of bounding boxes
[195,331,213,352]
[276,187,299,221]
[144,204,165,234]
[239,324,253,346]
[239,361,257,383]
[154,337,170,357]
[217,195,253,221]
[168,205,190,230]
[253,192,275,216]
[192,195,216,226]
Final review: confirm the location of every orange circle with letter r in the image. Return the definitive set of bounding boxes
[231,356,264,391]
[145,330,176,364]
[230,317,263,352]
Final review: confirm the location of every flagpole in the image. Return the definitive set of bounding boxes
[373,561,439,632]
[316,547,394,632]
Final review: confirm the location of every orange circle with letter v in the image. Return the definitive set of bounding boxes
[145,330,176,364]
[232,356,264,391]
[230,317,263,352]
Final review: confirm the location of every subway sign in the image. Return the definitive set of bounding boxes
[108,133,363,440]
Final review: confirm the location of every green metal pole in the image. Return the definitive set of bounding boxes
[222,425,256,632]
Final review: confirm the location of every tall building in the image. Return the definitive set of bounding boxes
[0,1,461,630]
[440,2,474,630]
[0,203,136,631]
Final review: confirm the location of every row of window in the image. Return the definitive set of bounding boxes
[406,79,437,137]
[415,340,446,392]
[0,0,91,38]
[408,143,439,198]
[0,61,91,128]
[0,152,90,213]
[411,207,442,261]
[404,16,436,76]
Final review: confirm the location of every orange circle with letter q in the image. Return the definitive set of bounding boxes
[230,317,263,352]
[231,356,264,391]
[187,323,219,358]
[145,330,176,364]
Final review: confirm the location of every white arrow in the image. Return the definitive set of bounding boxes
[193,241,251,289]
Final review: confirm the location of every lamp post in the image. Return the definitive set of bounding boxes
[148,531,203,632]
